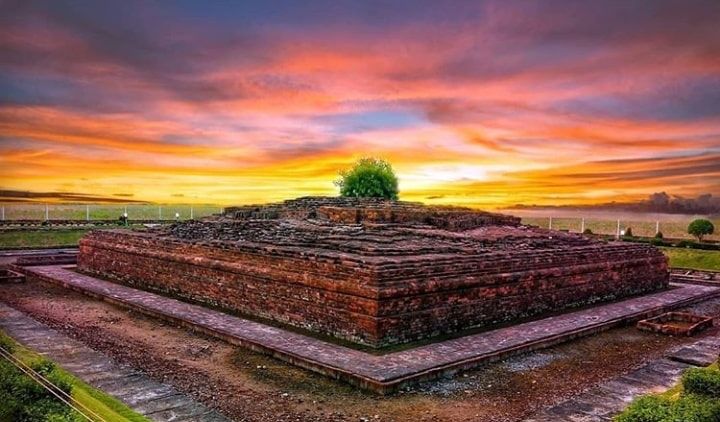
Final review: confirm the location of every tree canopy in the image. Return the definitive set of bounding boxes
[334,158,399,200]
[687,219,714,242]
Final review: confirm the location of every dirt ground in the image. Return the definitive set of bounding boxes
[1,279,718,422]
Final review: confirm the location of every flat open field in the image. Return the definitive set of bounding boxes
[0,203,223,220]
[0,229,90,248]
[661,247,720,271]
[2,205,717,242]
[511,210,719,241]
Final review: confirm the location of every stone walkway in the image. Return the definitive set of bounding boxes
[0,248,77,266]
[0,247,77,257]
[0,303,231,422]
[525,335,720,421]
[19,265,720,393]
[671,268,720,287]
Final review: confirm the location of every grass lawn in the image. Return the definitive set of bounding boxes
[0,229,90,249]
[521,216,720,241]
[0,331,150,422]
[661,247,720,271]
[615,362,719,421]
[2,203,222,220]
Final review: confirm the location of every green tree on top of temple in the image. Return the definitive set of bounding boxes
[335,157,399,200]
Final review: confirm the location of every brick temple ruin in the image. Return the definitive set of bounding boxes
[77,197,669,348]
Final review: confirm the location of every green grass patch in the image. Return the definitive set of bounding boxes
[0,331,150,422]
[2,204,223,220]
[660,247,720,271]
[0,229,89,248]
[615,363,720,422]
[520,216,720,241]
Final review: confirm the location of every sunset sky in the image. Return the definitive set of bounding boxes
[1,0,719,207]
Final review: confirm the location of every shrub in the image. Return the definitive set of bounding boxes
[623,227,634,237]
[670,395,720,422]
[674,240,720,250]
[0,355,75,421]
[654,231,664,239]
[615,393,720,422]
[0,335,14,354]
[683,367,720,397]
[583,228,593,235]
[335,158,399,200]
[649,238,669,247]
[615,395,673,422]
[677,239,704,249]
[688,219,715,242]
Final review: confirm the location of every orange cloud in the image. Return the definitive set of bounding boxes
[1,1,719,206]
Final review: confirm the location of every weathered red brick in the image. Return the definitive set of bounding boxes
[77,196,669,348]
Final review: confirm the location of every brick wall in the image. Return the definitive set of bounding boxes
[78,227,668,348]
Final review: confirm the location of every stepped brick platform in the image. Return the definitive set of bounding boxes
[77,196,670,348]
[17,265,720,393]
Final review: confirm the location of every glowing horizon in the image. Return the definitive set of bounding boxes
[1,1,719,207]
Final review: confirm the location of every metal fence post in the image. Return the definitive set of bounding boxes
[548,216,553,230]
[158,205,162,220]
[1,205,4,221]
[616,219,620,239]
[190,205,193,220]
[656,221,660,235]
[45,204,49,221]
[86,204,90,221]
[580,218,585,233]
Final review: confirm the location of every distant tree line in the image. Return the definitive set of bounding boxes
[643,192,720,214]
[513,192,720,215]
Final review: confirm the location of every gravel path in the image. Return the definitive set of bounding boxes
[0,302,231,422]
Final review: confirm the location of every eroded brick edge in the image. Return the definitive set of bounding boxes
[15,264,720,394]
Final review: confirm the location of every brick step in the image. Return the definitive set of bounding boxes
[15,264,720,394]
